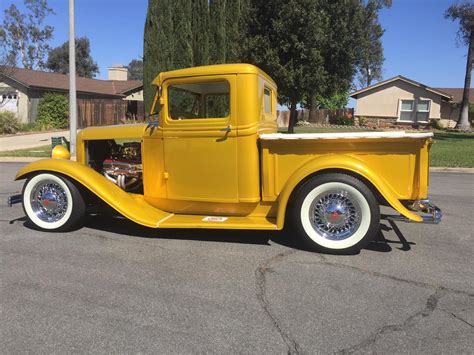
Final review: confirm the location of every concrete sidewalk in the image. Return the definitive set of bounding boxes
[0,130,69,152]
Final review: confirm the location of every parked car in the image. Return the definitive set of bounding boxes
[8,64,441,254]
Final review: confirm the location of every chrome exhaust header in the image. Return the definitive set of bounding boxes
[7,194,22,207]
[386,199,442,224]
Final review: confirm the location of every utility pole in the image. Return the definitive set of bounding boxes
[68,0,77,155]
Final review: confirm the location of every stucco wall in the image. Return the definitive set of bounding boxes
[440,102,459,121]
[125,89,143,101]
[354,80,443,120]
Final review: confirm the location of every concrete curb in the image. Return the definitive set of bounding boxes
[0,157,472,173]
[429,167,474,173]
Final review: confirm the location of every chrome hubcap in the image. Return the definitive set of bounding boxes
[310,190,361,240]
[30,180,68,223]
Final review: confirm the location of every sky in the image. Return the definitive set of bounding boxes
[0,0,470,91]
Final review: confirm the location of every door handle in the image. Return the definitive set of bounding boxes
[220,125,232,133]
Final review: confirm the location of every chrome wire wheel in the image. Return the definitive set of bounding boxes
[309,189,362,241]
[22,173,84,231]
[294,175,380,253]
[30,180,69,223]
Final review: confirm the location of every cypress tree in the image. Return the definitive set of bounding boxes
[144,0,251,112]
[225,0,241,63]
[209,0,227,63]
[143,0,174,112]
[172,0,193,69]
[192,0,210,66]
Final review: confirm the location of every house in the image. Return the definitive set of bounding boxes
[350,75,472,128]
[0,65,143,127]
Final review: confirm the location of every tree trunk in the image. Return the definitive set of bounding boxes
[308,94,317,122]
[288,99,297,133]
[456,31,473,131]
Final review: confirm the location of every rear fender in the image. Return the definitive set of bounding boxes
[15,159,170,228]
[276,154,423,229]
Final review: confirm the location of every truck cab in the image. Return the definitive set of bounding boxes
[142,64,277,214]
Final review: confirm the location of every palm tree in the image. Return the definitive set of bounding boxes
[445,2,474,131]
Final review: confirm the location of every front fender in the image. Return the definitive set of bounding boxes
[276,154,423,229]
[15,159,170,228]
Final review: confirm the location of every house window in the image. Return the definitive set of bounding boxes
[400,100,414,121]
[416,100,430,122]
[399,99,431,122]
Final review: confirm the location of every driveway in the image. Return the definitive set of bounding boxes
[1,163,473,353]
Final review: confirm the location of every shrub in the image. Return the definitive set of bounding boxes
[18,122,40,132]
[430,119,443,130]
[332,115,354,126]
[36,93,69,129]
[358,116,367,127]
[0,111,20,134]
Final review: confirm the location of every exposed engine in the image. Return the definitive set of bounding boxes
[87,140,143,192]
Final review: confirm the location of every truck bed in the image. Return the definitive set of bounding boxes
[259,131,433,205]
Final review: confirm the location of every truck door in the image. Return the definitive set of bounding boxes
[161,75,239,203]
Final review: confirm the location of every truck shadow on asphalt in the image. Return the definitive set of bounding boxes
[15,214,414,254]
[82,214,415,254]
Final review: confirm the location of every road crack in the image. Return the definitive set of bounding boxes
[255,249,302,354]
[296,255,474,298]
[443,310,474,328]
[336,287,446,354]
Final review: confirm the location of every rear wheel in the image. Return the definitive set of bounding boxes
[290,173,380,254]
[22,173,85,231]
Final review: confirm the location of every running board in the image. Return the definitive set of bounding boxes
[157,214,278,230]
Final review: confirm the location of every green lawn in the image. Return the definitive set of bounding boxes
[431,131,474,168]
[0,145,51,157]
[1,131,472,167]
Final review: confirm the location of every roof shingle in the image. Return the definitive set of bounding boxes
[2,67,142,97]
[433,88,473,103]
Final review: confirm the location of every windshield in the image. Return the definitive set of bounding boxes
[149,86,162,117]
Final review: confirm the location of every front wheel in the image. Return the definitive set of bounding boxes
[22,173,85,231]
[290,173,380,254]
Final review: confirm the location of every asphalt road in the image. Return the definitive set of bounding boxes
[1,163,473,353]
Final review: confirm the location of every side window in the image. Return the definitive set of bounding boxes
[264,88,272,113]
[416,100,430,122]
[205,94,229,118]
[168,81,230,119]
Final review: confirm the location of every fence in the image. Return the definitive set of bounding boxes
[77,99,145,128]
[277,108,354,127]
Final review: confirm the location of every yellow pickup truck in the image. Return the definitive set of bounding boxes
[9,64,441,254]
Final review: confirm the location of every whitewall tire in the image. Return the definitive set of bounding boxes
[291,173,380,254]
[22,173,85,231]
